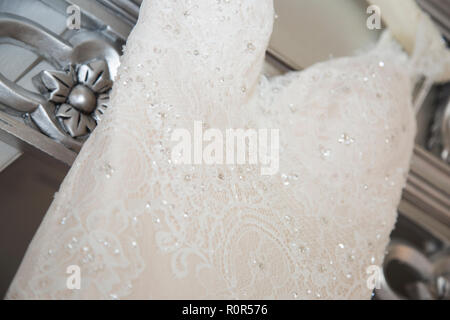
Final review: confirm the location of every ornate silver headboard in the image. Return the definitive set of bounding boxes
[0,0,140,164]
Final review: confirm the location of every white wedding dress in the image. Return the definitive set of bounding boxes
[7,0,450,299]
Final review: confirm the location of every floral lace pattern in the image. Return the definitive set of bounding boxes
[7,0,428,299]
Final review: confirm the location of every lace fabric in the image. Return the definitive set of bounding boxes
[6,0,428,299]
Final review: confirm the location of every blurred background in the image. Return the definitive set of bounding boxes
[0,0,449,299]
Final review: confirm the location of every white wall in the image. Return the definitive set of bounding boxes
[269,0,381,69]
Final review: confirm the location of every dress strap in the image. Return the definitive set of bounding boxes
[369,0,450,83]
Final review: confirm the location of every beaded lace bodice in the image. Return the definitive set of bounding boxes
[6,0,449,299]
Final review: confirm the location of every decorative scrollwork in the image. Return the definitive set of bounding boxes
[0,13,120,151]
[33,60,112,138]
[427,84,450,163]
